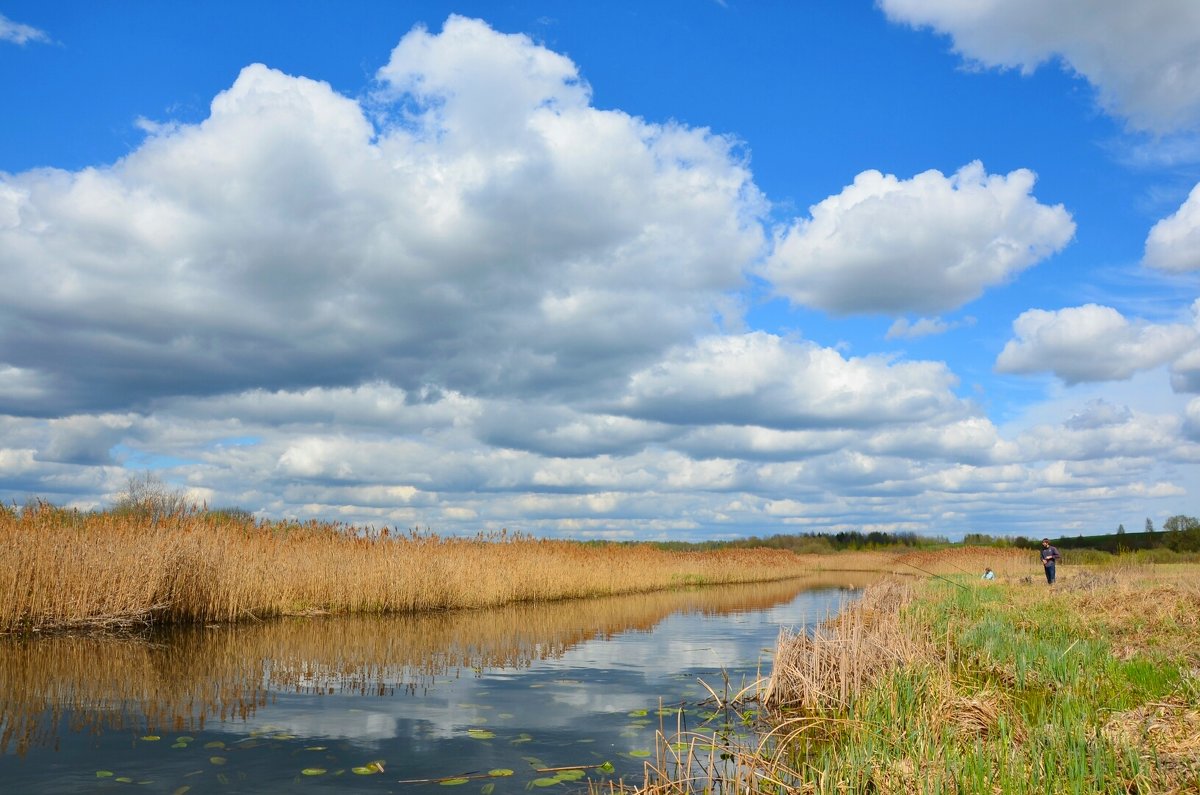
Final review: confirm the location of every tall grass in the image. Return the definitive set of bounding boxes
[0,503,837,632]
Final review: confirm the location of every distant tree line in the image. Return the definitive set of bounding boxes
[647,530,947,553]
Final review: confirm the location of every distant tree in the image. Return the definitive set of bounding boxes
[1116,523,1125,535]
[1163,515,1200,533]
[1146,518,1156,535]
[112,472,193,519]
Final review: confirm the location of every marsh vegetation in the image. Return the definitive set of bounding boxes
[618,550,1200,794]
[0,501,867,633]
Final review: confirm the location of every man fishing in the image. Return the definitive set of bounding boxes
[1040,538,1061,585]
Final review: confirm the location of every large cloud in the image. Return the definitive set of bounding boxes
[613,331,972,428]
[762,162,1074,315]
[1144,182,1200,272]
[995,304,1200,384]
[880,0,1200,133]
[0,15,764,416]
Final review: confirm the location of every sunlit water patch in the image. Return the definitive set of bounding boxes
[0,574,878,793]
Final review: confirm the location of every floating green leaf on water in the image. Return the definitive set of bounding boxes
[303,746,327,751]
[116,777,133,783]
[628,750,651,758]
[176,736,194,743]
[466,729,495,740]
[204,741,225,750]
[555,769,585,781]
[209,757,227,766]
[171,787,191,795]
[300,768,326,777]
[531,777,559,787]
[626,709,648,717]
[510,733,533,745]
[272,733,295,740]
[522,757,546,768]
[351,761,385,775]
[481,784,495,795]
[487,769,514,777]
[140,735,161,741]
[599,762,615,773]
[438,778,468,786]
[171,742,188,749]
[96,771,114,778]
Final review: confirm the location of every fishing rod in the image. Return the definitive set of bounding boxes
[897,560,971,591]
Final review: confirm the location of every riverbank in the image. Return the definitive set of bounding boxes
[2,503,881,632]
[628,552,1200,794]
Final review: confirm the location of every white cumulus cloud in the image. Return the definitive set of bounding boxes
[0,15,765,416]
[763,162,1074,315]
[615,331,972,428]
[1144,182,1200,272]
[879,0,1200,133]
[995,304,1200,384]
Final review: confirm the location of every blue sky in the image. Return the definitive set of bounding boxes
[3,1,1200,540]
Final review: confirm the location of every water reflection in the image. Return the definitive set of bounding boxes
[0,573,878,792]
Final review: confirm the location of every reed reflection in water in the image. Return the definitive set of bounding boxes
[0,574,879,758]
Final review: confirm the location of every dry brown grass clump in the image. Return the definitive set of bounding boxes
[760,578,926,714]
[0,503,826,632]
[1104,698,1200,793]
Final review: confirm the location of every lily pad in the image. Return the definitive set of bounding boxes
[204,741,225,749]
[96,771,114,778]
[171,742,188,749]
[555,769,585,781]
[629,749,651,758]
[300,768,326,777]
[487,769,514,777]
[209,757,227,766]
[531,777,560,787]
[438,778,468,786]
[351,761,384,775]
[466,729,495,740]
[626,709,648,717]
[140,735,161,741]
[115,776,133,783]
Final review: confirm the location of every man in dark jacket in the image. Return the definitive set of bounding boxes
[1040,538,1061,585]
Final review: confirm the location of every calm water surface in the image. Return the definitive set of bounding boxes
[0,574,878,793]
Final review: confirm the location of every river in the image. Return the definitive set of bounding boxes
[0,573,878,793]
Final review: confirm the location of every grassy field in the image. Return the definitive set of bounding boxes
[0,503,884,632]
[623,550,1200,795]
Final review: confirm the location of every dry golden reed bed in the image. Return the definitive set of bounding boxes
[0,503,865,632]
